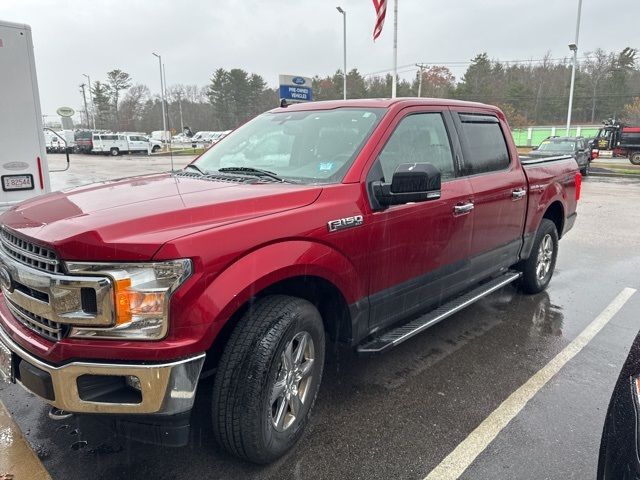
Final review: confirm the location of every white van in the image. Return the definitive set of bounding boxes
[91,133,161,155]
[0,20,51,210]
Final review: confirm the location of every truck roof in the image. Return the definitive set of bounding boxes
[0,20,31,30]
[270,97,500,113]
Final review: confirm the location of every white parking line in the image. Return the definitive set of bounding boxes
[424,287,637,480]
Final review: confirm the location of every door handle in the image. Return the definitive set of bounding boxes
[454,202,474,215]
[512,188,527,200]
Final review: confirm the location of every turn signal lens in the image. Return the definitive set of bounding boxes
[114,279,167,326]
[575,172,582,202]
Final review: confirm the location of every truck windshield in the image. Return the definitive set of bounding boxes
[193,108,385,184]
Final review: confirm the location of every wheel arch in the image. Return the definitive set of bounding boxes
[199,240,363,371]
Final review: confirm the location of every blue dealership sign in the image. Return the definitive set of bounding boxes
[278,74,313,103]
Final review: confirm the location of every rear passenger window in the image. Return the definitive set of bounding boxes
[458,115,510,175]
[377,113,455,182]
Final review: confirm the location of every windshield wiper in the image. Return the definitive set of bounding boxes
[184,164,207,175]
[217,167,292,183]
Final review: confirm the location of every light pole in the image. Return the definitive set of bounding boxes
[566,0,583,136]
[152,53,167,141]
[83,74,96,129]
[336,6,347,100]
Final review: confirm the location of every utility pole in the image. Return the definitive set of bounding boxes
[83,74,96,129]
[80,83,89,129]
[416,63,428,97]
[152,53,167,141]
[336,6,347,100]
[177,93,184,133]
[566,0,583,136]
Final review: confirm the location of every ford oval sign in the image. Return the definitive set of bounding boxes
[2,162,29,171]
[292,77,306,85]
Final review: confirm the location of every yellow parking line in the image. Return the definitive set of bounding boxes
[0,399,51,480]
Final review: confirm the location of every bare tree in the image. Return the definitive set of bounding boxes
[105,69,132,129]
[582,49,615,123]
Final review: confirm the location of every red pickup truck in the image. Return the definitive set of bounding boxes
[0,98,579,463]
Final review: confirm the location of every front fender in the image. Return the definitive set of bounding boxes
[198,240,363,348]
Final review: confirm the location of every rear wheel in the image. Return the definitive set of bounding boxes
[519,219,559,294]
[580,162,590,176]
[630,152,640,165]
[109,147,120,156]
[212,295,325,464]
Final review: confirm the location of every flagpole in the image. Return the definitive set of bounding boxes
[391,0,398,98]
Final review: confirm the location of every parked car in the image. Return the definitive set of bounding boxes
[598,328,640,478]
[0,98,580,464]
[74,130,94,153]
[528,136,591,175]
[151,130,171,143]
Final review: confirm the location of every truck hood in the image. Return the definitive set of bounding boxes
[0,173,322,261]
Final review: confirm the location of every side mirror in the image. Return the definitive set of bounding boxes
[373,163,441,207]
[531,146,538,151]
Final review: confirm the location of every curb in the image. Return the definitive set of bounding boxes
[0,400,51,480]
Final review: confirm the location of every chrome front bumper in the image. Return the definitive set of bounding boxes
[0,325,205,415]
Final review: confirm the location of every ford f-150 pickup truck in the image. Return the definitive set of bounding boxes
[0,98,580,463]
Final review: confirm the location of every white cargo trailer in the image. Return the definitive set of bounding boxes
[0,20,51,210]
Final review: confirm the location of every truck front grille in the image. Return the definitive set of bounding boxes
[5,297,67,342]
[0,227,62,274]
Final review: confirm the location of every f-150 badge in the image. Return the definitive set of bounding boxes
[327,215,364,232]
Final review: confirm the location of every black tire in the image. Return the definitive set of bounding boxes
[110,147,119,156]
[152,145,160,153]
[212,295,325,464]
[519,218,559,294]
[630,152,640,165]
[580,162,589,176]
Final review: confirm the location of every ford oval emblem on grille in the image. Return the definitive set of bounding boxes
[3,162,29,171]
[292,77,306,85]
[0,264,12,291]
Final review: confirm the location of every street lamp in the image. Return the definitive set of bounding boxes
[336,6,347,100]
[565,0,583,136]
[83,74,96,129]
[152,52,167,140]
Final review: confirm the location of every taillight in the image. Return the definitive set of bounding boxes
[591,149,599,159]
[575,172,582,201]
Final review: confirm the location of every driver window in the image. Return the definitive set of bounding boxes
[378,113,455,182]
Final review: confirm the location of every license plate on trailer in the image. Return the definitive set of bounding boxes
[2,174,34,191]
[0,339,13,384]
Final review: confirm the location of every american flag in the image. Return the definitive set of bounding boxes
[372,0,387,41]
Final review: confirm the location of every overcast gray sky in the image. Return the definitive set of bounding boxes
[1,0,637,121]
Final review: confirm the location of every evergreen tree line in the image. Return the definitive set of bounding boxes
[82,47,640,133]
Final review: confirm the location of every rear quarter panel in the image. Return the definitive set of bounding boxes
[522,157,579,240]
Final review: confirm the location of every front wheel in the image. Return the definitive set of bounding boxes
[519,219,559,294]
[109,147,120,156]
[212,295,325,464]
[630,152,640,165]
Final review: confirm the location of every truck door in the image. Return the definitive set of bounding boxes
[364,108,474,331]
[452,111,527,284]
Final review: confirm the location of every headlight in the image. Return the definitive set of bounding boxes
[65,259,192,340]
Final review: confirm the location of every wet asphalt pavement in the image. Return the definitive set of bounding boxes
[2,155,640,480]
